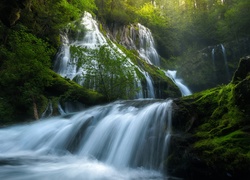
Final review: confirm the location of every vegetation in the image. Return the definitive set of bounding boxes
[0,0,99,123]
[170,57,250,179]
[0,0,249,179]
[70,44,138,101]
[93,0,250,92]
[0,1,248,110]
[93,0,250,57]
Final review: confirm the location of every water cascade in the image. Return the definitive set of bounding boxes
[127,23,191,96]
[53,12,191,99]
[165,70,192,96]
[41,100,53,118]
[143,72,155,98]
[135,78,144,99]
[58,102,66,115]
[0,99,173,179]
[137,23,160,66]
[212,48,215,69]
[54,12,108,83]
[54,12,157,99]
[220,44,230,81]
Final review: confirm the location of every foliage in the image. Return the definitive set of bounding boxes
[17,0,97,48]
[70,44,138,101]
[70,0,97,13]
[0,26,55,120]
[217,0,250,41]
[135,2,167,28]
[0,0,249,122]
[92,0,250,61]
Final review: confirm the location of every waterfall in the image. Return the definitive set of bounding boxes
[58,102,66,115]
[135,78,144,99]
[212,48,215,68]
[53,12,191,99]
[0,99,174,179]
[54,12,144,99]
[220,44,230,81]
[165,70,192,96]
[137,23,160,66]
[128,23,191,97]
[54,12,108,83]
[54,13,158,99]
[41,100,53,119]
[144,72,155,98]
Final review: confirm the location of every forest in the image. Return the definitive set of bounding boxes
[0,0,250,179]
[0,0,249,122]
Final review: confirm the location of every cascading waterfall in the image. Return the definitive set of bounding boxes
[54,12,157,99]
[165,70,192,96]
[0,99,174,179]
[41,100,53,119]
[135,78,144,99]
[58,102,66,115]
[137,23,160,66]
[143,72,155,98]
[54,12,108,83]
[220,44,230,81]
[211,48,217,80]
[212,48,215,69]
[53,32,76,80]
[128,23,191,97]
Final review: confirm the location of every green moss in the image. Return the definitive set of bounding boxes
[194,130,250,170]
[185,77,250,175]
[172,65,250,178]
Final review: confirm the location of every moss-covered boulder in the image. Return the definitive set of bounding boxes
[167,56,250,179]
[0,69,105,125]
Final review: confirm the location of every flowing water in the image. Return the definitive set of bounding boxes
[212,48,215,69]
[0,99,174,180]
[143,72,155,98]
[54,12,108,83]
[165,70,192,96]
[54,12,157,99]
[137,23,160,66]
[220,44,230,81]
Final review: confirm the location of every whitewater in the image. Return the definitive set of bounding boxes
[0,99,176,180]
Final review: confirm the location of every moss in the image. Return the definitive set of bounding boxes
[45,70,105,106]
[171,61,250,178]
[193,130,250,170]
[190,83,250,176]
[110,41,181,98]
[61,87,105,106]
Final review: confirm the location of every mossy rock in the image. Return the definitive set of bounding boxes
[45,70,106,106]
[170,56,250,179]
[232,56,250,83]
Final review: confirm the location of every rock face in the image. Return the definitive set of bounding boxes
[233,56,250,114]
[232,56,250,82]
[168,56,250,179]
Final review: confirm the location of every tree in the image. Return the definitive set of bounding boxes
[70,44,138,101]
[0,26,55,119]
[217,0,250,42]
